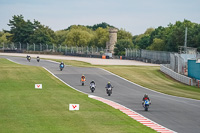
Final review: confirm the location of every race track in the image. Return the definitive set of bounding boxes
[2,56,200,133]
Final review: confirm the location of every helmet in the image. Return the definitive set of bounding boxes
[92,80,94,82]
[144,94,148,97]
[61,61,63,63]
[108,82,110,84]
[82,75,84,76]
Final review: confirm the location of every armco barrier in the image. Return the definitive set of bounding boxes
[160,64,193,86]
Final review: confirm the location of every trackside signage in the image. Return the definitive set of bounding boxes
[69,104,79,111]
[35,84,42,89]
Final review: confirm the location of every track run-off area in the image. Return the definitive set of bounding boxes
[1,55,200,133]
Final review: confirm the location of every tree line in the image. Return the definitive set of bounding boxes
[0,15,200,56]
[133,20,200,53]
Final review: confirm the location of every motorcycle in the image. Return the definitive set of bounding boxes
[106,87,113,96]
[27,56,31,62]
[60,64,64,71]
[143,100,150,111]
[37,58,40,62]
[81,78,86,86]
[90,83,95,93]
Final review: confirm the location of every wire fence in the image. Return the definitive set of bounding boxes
[0,42,107,57]
[125,48,170,64]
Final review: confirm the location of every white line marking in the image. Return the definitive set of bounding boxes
[43,67,87,95]
[6,58,176,132]
[90,95,176,133]
[6,58,21,65]
[99,68,200,102]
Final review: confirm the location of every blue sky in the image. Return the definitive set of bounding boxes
[0,0,199,35]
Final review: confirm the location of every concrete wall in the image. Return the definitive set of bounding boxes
[160,64,193,86]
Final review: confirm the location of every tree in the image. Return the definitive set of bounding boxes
[89,27,109,48]
[147,38,165,51]
[6,15,35,44]
[86,22,115,30]
[144,28,154,35]
[0,31,11,45]
[133,28,153,49]
[65,27,93,46]
[117,29,132,40]
[55,30,69,45]
[114,39,134,56]
[29,25,56,45]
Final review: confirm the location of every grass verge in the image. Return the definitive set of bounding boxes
[0,58,155,133]
[51,59,200,100]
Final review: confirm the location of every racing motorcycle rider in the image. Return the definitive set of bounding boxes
[81,75,86,81]
[26,55,31,61]
[36,56,40,62]
[60,61,64,67]
[142,94,151,105]
[106,82,113,93]
[90,80,95,86]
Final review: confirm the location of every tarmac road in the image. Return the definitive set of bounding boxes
[2,56,200,133]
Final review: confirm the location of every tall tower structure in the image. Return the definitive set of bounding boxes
[106,28,118,53]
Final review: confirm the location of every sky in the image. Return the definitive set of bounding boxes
[0,0,200,35]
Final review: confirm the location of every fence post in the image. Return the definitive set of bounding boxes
[65,45,67,54]
[87,46,88,55]
[40,43,42,51]
[12,43,14,50]
[46,44,48,51]
[19,42,21,50]
[33,43,35,51]
[27,43,29,51]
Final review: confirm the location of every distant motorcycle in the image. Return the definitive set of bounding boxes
[81,78,86,86]
[36,56,40,62]
[143,100,150,111]
[27,56,31,62]
[60,64,64,71]
[90,83,95,93]
[106,86,113,96]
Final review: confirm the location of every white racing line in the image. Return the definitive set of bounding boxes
[6,58,21,65]
[99,68,200,102]
[6,58,176,133]
[42,63,176,133]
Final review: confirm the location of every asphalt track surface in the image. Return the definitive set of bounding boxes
[1,56,200,133]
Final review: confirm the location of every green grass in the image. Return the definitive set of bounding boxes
[51,59,200,100]
[102,65,200,100]
[0,58,155,133]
